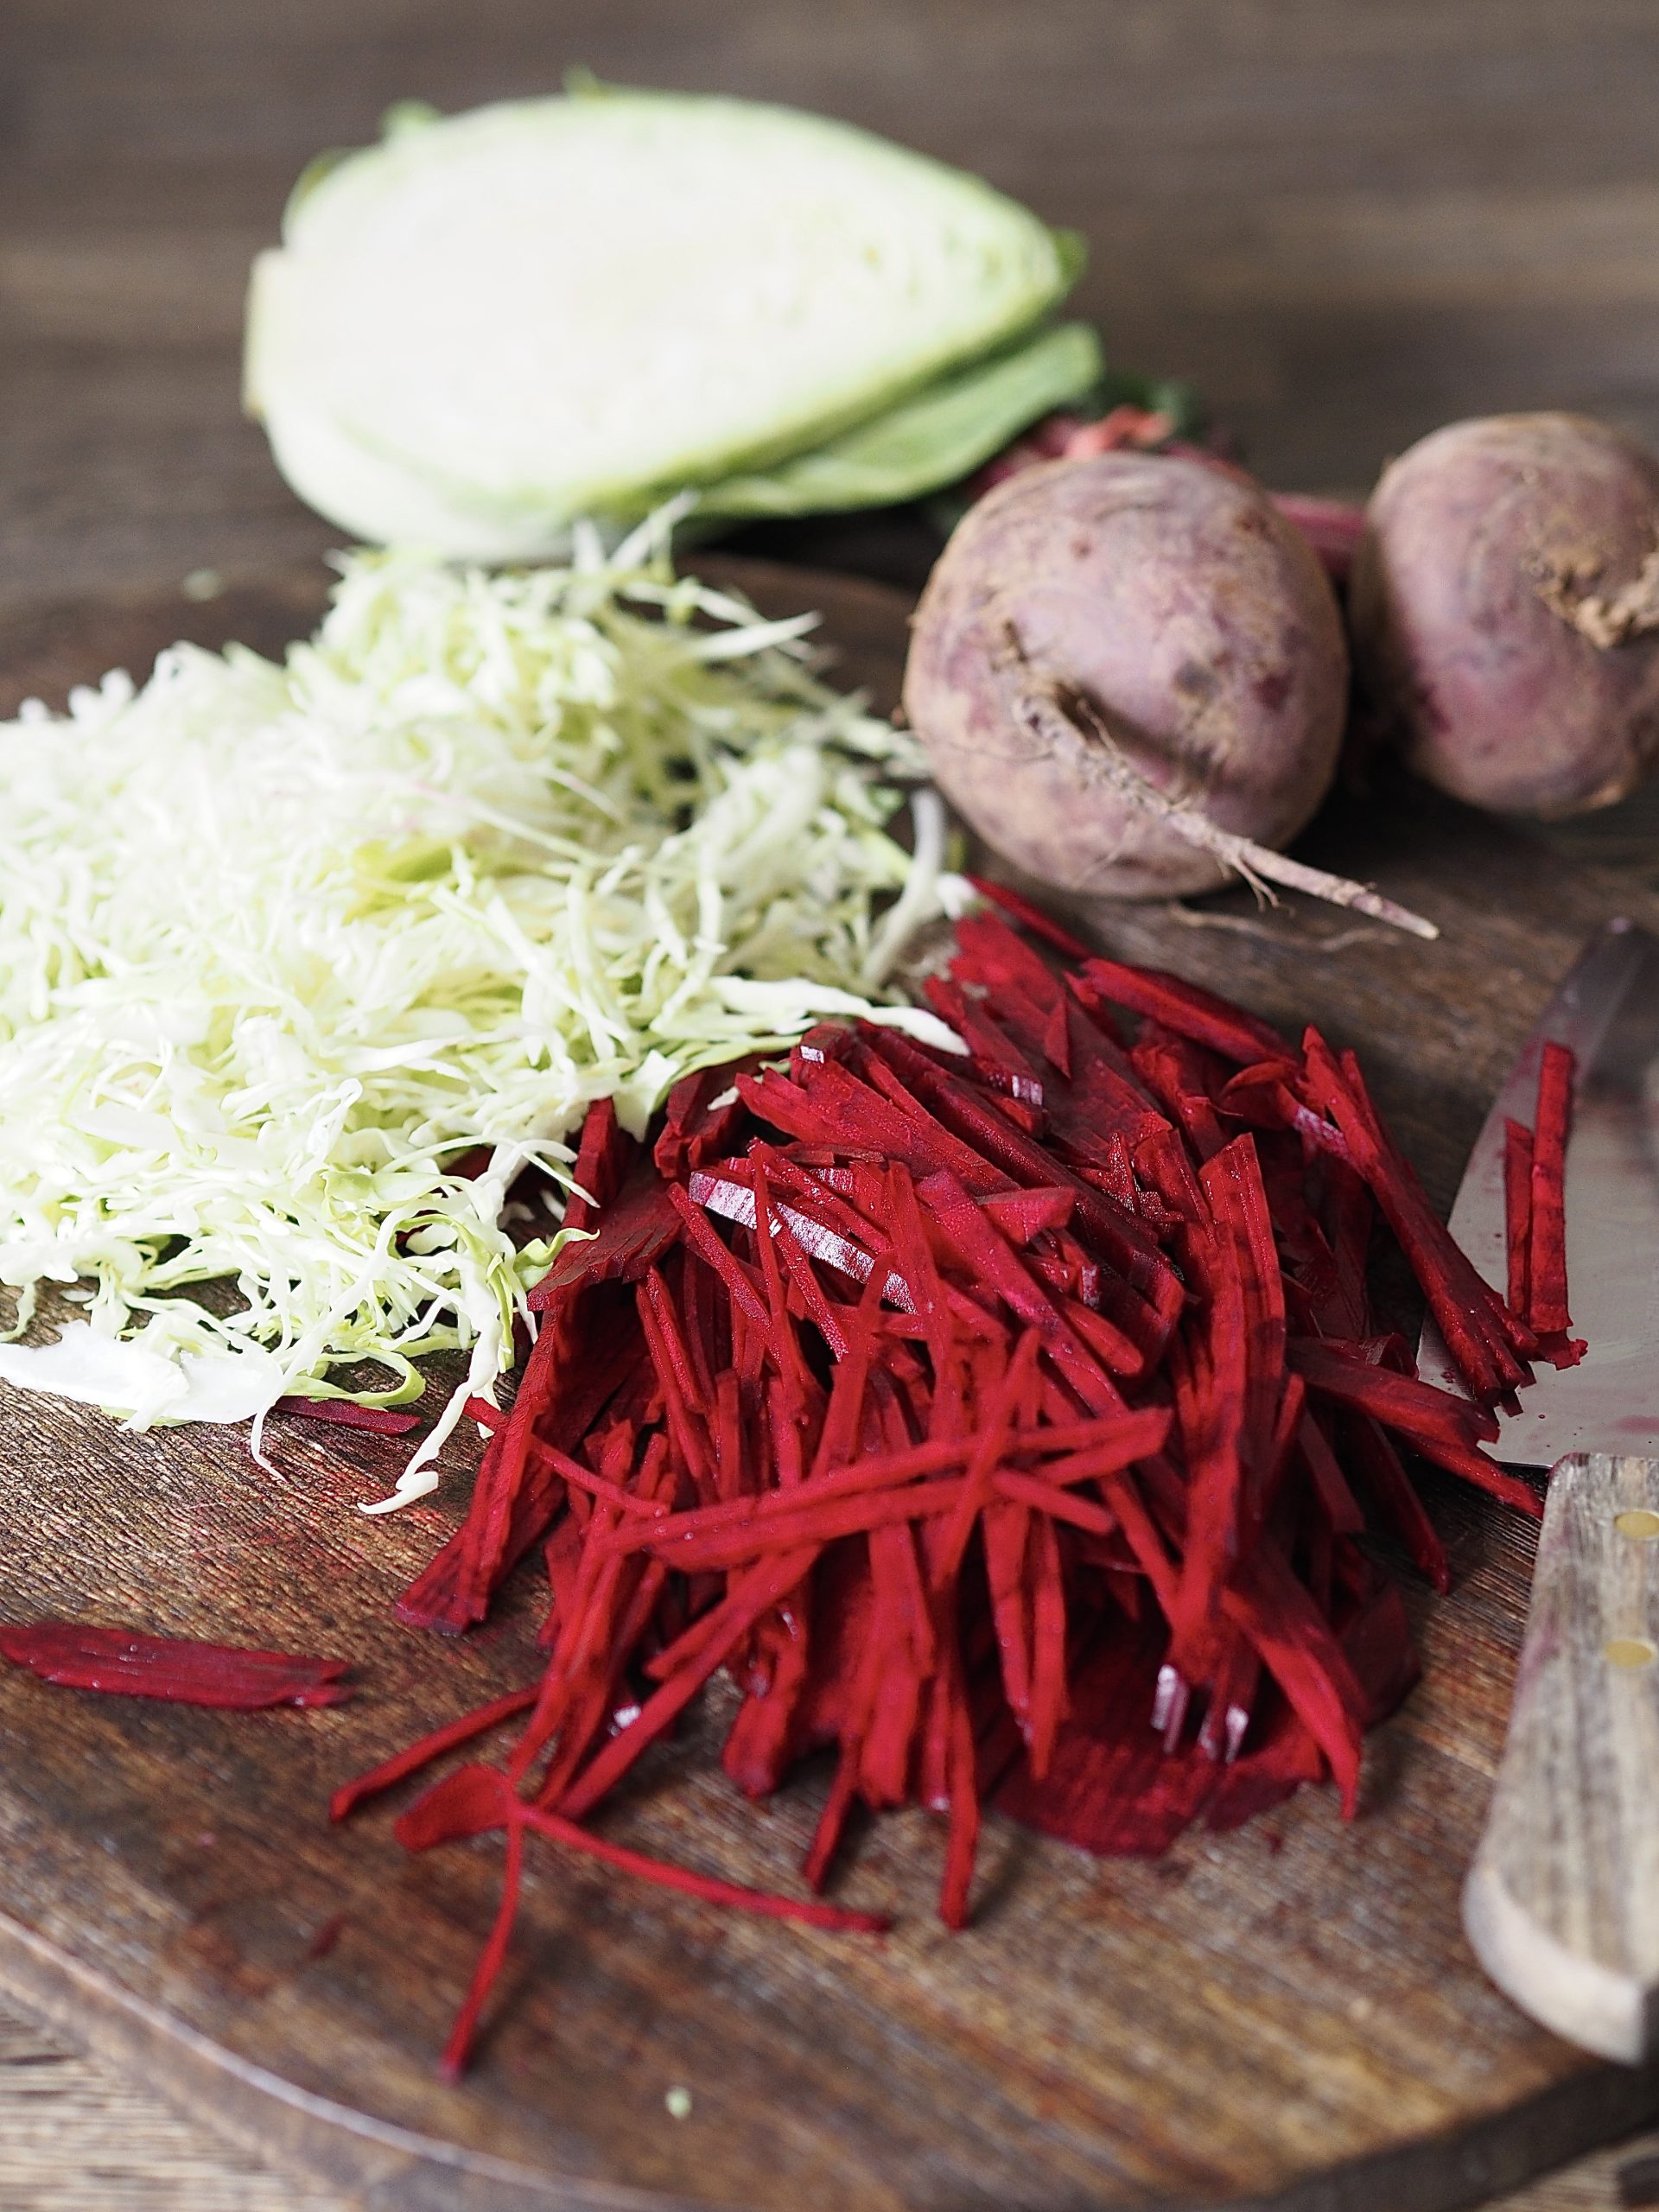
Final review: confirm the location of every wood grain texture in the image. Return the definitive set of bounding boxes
[4,563,1659,2212]
[0,1994,340,2212]
[5,1996,1659,2212]
[1466,1457,1659,2063]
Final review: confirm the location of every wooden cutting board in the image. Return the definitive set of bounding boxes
[3,559,1659,2212]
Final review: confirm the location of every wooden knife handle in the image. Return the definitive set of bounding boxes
[1464,1452,1659,2062]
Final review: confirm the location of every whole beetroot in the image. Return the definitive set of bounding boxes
[1351,412,1659,816]
[904,452,1352,904]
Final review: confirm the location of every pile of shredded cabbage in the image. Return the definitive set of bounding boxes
[0,516,966,1501]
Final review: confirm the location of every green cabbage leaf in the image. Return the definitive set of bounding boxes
[690,322,1103,521]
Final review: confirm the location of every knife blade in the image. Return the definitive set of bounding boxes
[1417,918,1659,2064]
[1418,916,1659,1465]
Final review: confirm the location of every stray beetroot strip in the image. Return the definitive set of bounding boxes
[1503,1120,1534,1324]
[331,1688,539,1822]
[1493,1047,1585,1373]
[405,1765,889,1933]
[1071,958,1294,1071]
[404,1765,890,2074]
[1287,1341,1543,1520]
[273,1397,423,1436]
[1296,1033,1534,1406]
[0,1622,352,1709]
[355,907,1573,2074]
[518,1804,891,1933]
[1527,1043,1575,1336]
[1343,1415,1451,1596]
[966,874,1092,962]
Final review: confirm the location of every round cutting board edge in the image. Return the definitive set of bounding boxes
[1,559,1655,2212]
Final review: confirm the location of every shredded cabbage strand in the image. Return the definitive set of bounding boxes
[0,518,966,1496]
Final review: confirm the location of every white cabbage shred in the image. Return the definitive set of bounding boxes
[0,517,965,1494]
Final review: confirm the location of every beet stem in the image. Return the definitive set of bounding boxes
[1012,677,1440,942]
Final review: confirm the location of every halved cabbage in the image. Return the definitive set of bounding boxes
[245,86,1096,556]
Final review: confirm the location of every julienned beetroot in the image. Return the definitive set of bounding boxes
[0,1622,352,1708]
[336,894,1567,2075]
[1351,413,1659,816]
[1501,1039,1580,1357]
[274,1396,423,1436]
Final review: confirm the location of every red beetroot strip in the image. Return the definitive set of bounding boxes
[0,1622,352,1709]
[1527,1042,1578,1344]
[273,1397,423,1437]
[340,906,1560,2074]
[1494,1039,1584,1371]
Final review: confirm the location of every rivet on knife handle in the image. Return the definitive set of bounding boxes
[1463,1453,1659,2061]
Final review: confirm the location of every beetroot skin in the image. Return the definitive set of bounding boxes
[1350,412,1659,816]
[902,452,1349,900]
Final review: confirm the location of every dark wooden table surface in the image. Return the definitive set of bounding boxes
[9,4,1659,2206]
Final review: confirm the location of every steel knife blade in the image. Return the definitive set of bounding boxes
[1418,917,1659,1465]
[1417,918,1659,2065]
